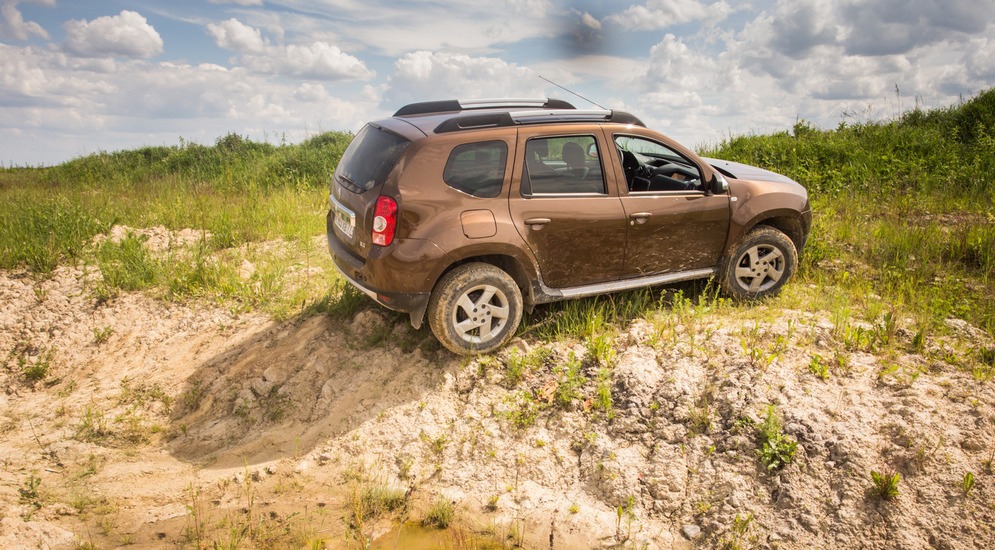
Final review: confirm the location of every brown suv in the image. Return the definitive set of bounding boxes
[327,98,811,354]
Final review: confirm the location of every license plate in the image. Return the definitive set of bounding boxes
[331,196,355,240]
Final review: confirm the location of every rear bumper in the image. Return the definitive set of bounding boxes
[326,210,432,328]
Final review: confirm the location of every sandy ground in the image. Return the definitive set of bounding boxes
[1,228,994,549]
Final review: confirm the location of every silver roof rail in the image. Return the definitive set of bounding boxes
[510,109,613,124]
[458,98,551,109]
[394,98,576,117]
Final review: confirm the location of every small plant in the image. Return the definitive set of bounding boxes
[721,512,755,550]
[962,472,976,497]
[808,354,830,379]
[484,494,499,512]
[568,503,580,514]
[870,470,901,501]
[358,483,408,520]
[553,352,585,407]
[92,326,114,345]
[422,497,455,529]
[75,403,111,442]
[18,472,42,517]
[756,405,797,472]
[688,382,715,435]
[502,347,550,388]
[500,391,542,429]
[910,328,927,353]
[586,332,617,367]
[592,367,614,417]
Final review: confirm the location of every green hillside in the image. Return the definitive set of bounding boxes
[1,92,993,334]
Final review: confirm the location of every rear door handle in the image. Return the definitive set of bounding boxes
[524,217,551,230]
[629,212,651,225]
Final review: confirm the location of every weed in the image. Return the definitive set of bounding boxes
[688,382,715,435]
[808,354,830,379]
[962,472,976,497]
[552,352,585,407]
[500,391,542,429]
[503,346,551,388]
[592,367,614,418]
[756,405,798,472]
[569,503,580,514]
[18,472,43,518]
[586,332,617,367]
[422,497,455,529]
[74,403,111,442]
[870,470,901,501]
[92,326,114,345]
[357,483,407,521]
[485,494,499,512]
[721,512,755,550]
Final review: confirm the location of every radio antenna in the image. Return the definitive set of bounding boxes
[537,74,608,110]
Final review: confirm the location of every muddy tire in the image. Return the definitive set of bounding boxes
[428,263,523,355]
[719,226,798,300]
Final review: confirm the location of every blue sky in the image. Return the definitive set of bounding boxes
[2,0,994,166]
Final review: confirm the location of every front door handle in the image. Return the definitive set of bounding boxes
[629,212,651,225]
[524,217,551,230]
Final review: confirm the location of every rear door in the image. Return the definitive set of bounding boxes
[330,123,411,258]
[508,129,627,289]
[608,131,730,277]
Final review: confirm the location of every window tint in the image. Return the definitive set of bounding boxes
[522,136,605,195]
[615,135,703,192]
[443,141,508,198]
[335,124,410,192]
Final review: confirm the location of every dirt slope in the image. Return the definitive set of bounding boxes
[1,231,993,549]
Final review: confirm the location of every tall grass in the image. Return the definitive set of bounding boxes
[0,131,351,274]
[702,88,995,335]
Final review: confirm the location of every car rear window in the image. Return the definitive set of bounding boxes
[335,124,409,192]
[443,141,507,198]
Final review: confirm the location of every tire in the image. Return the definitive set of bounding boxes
[719,226,798,300]
[428,263,524,355]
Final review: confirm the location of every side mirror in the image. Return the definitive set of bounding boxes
[712,172,729,194]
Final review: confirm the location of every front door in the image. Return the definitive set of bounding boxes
[508,130,627,289]
[610,132,730,277]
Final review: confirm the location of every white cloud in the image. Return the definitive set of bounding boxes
[581,12,602,30]
[208,0,263,5]
[207,18,266,53]
[0,41,381,165]
[240,41,375,81]
[386,51,543,104]
[607,0,732,30]
[64,10,164,59]
[204,18,373,81]
[0,0,50,40]
[259,0,555,56]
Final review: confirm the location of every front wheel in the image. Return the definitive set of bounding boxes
[719,226,798,300]
[428,263,523,355]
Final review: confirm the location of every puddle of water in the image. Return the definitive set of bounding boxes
[370,522,449,549]
[370,521,509,549]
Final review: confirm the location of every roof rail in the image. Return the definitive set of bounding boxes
[433,109,646,133]
[394,97,576,117]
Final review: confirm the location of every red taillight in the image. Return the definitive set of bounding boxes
[371,196,397,246]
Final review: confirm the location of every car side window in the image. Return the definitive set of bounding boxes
[443,141,508,198]
[521,136,605,196]
[615,135,703,193]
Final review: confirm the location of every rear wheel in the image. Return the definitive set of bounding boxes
[719,226,797,300]
[428,263,523,355]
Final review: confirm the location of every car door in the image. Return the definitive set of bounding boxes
[508,129,627,289]
[608,131,731,278]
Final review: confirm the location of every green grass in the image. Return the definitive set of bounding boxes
[2,91,993,341]
[702,88,995,337]
[0,131,352,317]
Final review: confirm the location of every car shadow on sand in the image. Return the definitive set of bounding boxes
[165,308,456,469]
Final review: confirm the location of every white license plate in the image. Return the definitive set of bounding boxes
[331,197,355,240]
